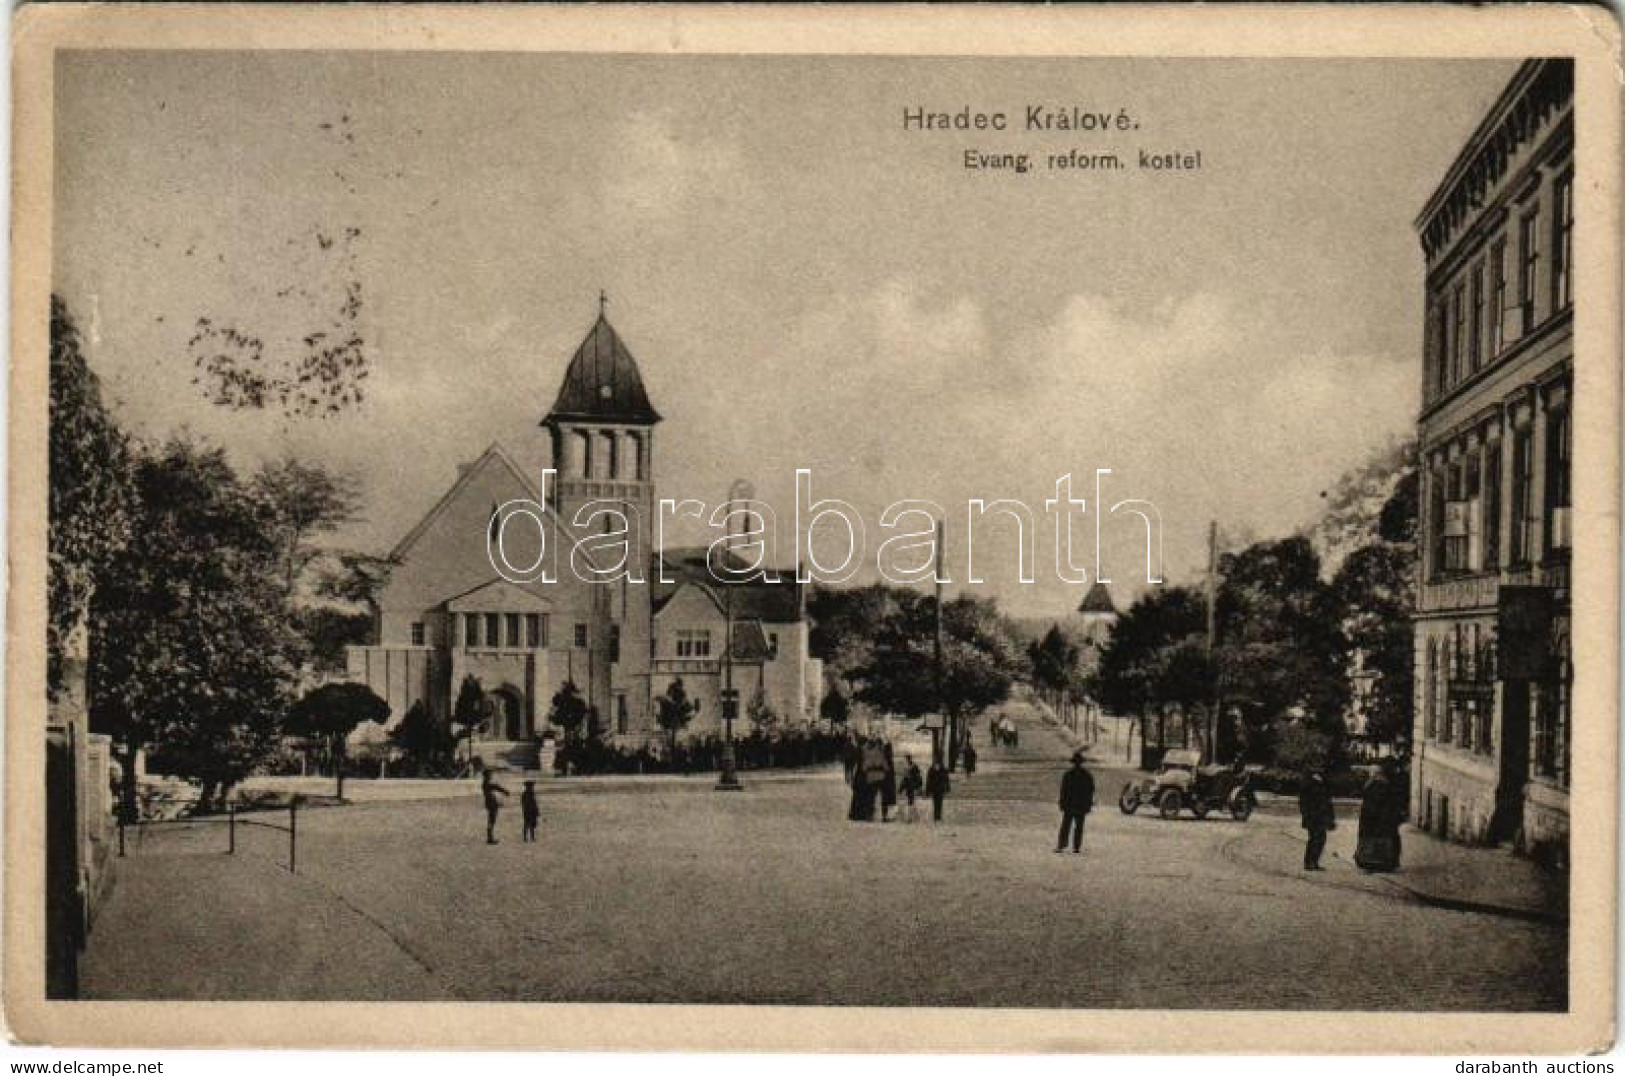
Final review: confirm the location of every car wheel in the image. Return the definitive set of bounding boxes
[1191,801,1210,820]
[1158,790,1183,819]
[1118,784,1140,815]
[1229,790,1255,821]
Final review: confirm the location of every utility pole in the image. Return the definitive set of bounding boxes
[933,518,946,770]
[1205,520,1219,761]
[716,479,751,791]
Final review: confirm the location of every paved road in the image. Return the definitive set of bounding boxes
[83,700,1566,1009]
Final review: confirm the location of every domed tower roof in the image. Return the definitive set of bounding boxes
[1077,581,1117,616]
[541,306,662,428]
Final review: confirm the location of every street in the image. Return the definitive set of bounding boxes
[82,704,1566,1010]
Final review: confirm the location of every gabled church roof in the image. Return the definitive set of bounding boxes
[1078,581,1117,616]
[541,312,662,427]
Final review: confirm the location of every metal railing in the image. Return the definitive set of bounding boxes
[117,799,300,873]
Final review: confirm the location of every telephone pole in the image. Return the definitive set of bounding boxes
[933,518,946,769]
[1205,520,1219,761]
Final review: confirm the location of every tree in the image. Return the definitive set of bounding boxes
[88,438,305,816]
[1214,536,1347,763]
[819,687,851,726]
[285,682,390,798]
[548,681,589,743]
[1093,586,1207,759]
[1331,459,1418,749]
[250,455,360,596]
[48,296,135,703]
[388,699,454,775]
[1028,625,1081,717]
[654,678,697,754]
[854,592,1021,763]
[747,688,778,732]
[451,674,489,767]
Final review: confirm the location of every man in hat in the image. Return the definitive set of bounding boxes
[1298,771,1336,870]
[1056,751,1095,853]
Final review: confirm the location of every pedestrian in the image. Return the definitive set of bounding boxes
[520,779,539,843]
[481,767,510,845]
[925,758,950,822]
[848,754,870,822]
[900,755,923,823]
[963,740,978,777]
[843,732,861,786]
[880,741,899,823]
[1298,771,1335,871]
[1355,759,1404,872]
[861,737,887,821]
[1055,751,1095,854]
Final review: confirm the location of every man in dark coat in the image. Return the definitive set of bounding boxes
[925,760,951,822]
[1056,751,1095,853]
[1356,760,1404,871]
[481,768,509,845]
[1298,771,1336,870]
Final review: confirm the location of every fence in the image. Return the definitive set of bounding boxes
[117,800,301,874]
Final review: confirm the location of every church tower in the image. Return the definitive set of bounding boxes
[541,301,662,738]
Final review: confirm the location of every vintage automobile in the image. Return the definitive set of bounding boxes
[1118,748,1257,821]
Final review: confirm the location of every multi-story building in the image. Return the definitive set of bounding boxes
[346,308,821,766]
[1411,59,1572,861]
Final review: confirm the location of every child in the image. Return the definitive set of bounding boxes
[521,779,539,843]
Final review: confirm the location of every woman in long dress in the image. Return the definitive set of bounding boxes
[1356,762,1403,872]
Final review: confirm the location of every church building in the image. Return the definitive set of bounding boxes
[345,308,821,767]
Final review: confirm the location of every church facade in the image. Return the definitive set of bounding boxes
[346,310,822,765]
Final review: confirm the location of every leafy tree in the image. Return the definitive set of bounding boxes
[819,687,851,726]
[48,296,135,703]
[548,680,589,742]
[1093,586,1207,747]
[250,455,360,595]
[1331,457,1418,749]
[1028,625,1081,715]
[88,438,305,816]
[1215,535,1347,763]
[807,584,896,691]
[388,699,454,775]
[654,678,697,754]
[854,592,1020,762]
[285,681,390,798]
[292,606,374,677]
[747,688,778,732]
[451,674,489,766]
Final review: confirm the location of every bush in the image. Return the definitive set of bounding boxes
[551,727,850,777]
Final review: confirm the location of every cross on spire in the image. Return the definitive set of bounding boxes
[599,288,608,316]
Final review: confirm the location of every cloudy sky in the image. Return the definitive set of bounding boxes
[53,52,1518,618]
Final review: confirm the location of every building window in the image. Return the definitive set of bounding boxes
[675,629,712,658]
[1489,239,1507,357]
[1428,465,1447,581]
[526,613,543,648]
[1519,208,1540,335]
[465,612,481,648]
[485,613,500,649]
[1442,458,1469,573]
[1483,440,1501,570]
[609,624,621,664]
[767,632,779,659]
[1546,405,1571,555]
[1450,284,1466,384]
[616,694,629,735]
[1434,302,1450,396]
[505,613,521,648]
[1423,640,1438,740]
[1468,265,1484,373]
[411,622,425,646]
[574,623,589,649]
[1552,172,1573,312]
[1510,425,1535,564]
[1532,681,1561,780]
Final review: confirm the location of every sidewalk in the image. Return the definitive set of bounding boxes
[1223,817,1568,924]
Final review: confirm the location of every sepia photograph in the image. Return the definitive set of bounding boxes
[6,3,1620,1057]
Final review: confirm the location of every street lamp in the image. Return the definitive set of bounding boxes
[715,478,752,791]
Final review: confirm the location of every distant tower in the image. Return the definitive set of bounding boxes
[540,302,662,735]
[1075,581,1118,646]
